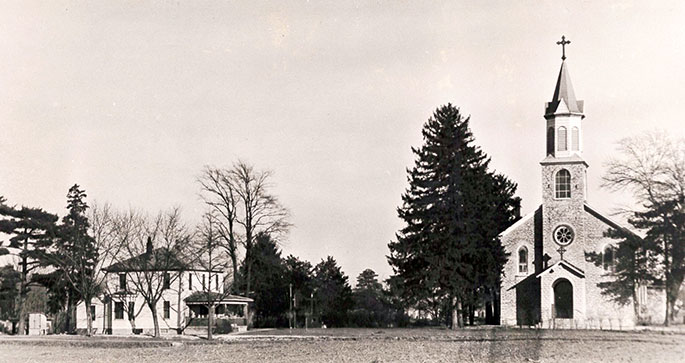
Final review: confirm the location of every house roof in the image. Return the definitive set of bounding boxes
[545,61,584,117]
[104,248,188,272]
[536,259,585,279]
[184,291,253,304]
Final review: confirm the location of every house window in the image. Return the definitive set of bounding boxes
[547,127,554,155]
[128,302,135,319]
[518,247,528,274]
[119,273,126,291]
[202,275,206,290]
[216,275,219,291]
[555,169,571,199]
[603,246,615,272]
[90,305,96,321]
[163,301,170,319]
[163,272,171,290]
[114,302,124,320]
[557,126,567,151]
[188,274,193,290]
[571,127,579,151]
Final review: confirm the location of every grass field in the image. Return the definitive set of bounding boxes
[0,328,683,362]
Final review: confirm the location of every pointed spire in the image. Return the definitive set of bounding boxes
[545,61,584,116]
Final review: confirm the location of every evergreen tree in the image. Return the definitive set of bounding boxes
[350,269,393,327]
[587,227,660,321]
[0,198,58,334]
[284,255,313,327]
[313,256,353,327]
[0,265,20,324]
[241,232,289,327]
[49,185,100,335]
[387,104,520,328]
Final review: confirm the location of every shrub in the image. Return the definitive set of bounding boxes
[214,319,233,334]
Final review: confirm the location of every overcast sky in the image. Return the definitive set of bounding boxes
[1,1,684,282]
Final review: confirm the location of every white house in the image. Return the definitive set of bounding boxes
[76,247,252,335]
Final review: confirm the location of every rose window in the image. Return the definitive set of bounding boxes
[553,225,574,246]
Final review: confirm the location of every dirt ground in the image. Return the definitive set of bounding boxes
[0,328,683,362]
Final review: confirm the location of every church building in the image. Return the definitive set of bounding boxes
[499,38,641,329]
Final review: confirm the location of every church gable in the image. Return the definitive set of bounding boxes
[582,204,623,253]
[500,206,542,285]
[500,206,539,242]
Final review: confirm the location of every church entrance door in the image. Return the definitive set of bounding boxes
[553,279,573,318]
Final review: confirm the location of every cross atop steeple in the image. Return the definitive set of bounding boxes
[556,35,571,61]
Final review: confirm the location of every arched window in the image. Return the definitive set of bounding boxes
[571,127,579,151]
[557,126,567,151]
[547,127,554,155]
[555,169,571,199]
[518,247,528,274]
[603,246,615,272]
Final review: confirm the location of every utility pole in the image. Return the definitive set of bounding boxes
[289,283,293,330]
[310,291,314,329]
[293,294,297,329]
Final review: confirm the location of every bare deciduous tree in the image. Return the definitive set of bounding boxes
[603,131,685,325]
[186,211,234,340]
[232,161,291,297]
[199,161,290,297]
[198,166,241,286]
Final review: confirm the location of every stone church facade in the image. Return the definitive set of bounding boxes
[499,56,652,329]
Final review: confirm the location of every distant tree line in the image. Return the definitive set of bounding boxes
[0,161,410,337]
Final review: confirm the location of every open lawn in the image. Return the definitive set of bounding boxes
[0,328,683,362]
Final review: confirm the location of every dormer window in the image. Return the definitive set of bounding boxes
[557,126,567,151]
[555,169,571,198]
[518,247,528,274]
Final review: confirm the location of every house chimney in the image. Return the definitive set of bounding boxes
[146,236,153,255]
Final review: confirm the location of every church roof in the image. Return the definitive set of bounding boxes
[499,206,540,238]
[545,61,584,116]
[536,259,585,279]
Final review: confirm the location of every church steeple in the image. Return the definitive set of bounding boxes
[544,36,585,159]
[545,62,584,116]
[541,36,588,206]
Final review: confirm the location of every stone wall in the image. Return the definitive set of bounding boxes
[581,207,636,328]
[540,160,587,268]
[500,207,542,326]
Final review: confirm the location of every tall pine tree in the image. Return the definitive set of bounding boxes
[313,256,353,327]
[51,185,99,335]
[388,104,519,328]
[0,198,58,334]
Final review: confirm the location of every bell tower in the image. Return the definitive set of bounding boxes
[540,36,588,265]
